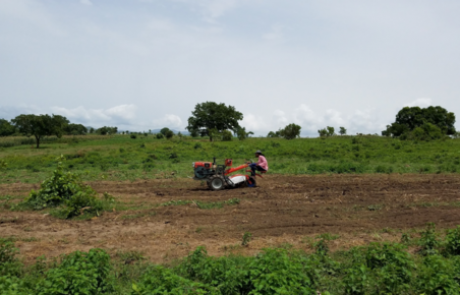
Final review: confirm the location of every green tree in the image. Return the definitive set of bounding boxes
[160,127,173,137]
[165,129,174,139]
[186,102,243,142]
[12,114,69,148]
[326,126,335,136]
[65,123,87,135]
[267,130,281,138]
[339,126,347,135]
[0,119,15,136]
[318,128,328,137]
[236,127,251,140]
[96,126,117,135]
[279,123,301,140]
[383,106,456,137]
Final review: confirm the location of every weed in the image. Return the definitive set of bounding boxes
[242,232,252,246]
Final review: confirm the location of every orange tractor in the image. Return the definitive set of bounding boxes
[192,158,264,190]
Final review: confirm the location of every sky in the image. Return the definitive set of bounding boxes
[0,0,459,136]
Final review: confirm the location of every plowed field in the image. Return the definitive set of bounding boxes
[2,174,460,264]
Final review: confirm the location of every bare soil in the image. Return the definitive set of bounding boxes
[2,174,460,264]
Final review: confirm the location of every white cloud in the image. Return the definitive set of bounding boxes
[79,0,93,6]
[50,104,137,125]
[404,98,433,108]
[153,114,183,130]
[239,104,384,137]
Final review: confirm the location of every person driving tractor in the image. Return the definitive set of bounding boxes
[248,150,268,176]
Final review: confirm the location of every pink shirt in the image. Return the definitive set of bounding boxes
[257,155,268,171]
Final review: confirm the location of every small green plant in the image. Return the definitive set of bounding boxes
[419,223,440,255]
[445,226,460,256]
[36,249,115,295]
[343,265,369,295]
[242,232,252,246]
[0,159,7,170]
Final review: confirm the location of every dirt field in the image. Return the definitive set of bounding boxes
[2,174,460,264]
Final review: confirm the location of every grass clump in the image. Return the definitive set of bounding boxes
[19,156,103,219]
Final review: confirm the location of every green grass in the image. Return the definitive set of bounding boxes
[1,134,460,183]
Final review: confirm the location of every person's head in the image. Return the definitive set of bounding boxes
[255,150,263,157]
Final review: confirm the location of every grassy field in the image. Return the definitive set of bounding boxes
[1,134,460,184]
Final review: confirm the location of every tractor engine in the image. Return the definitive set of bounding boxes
[192,162,214,180]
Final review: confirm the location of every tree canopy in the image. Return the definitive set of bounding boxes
[382,106,456,138]
[280,123,301,140]
[186,102,243,142]
[65,123,87,135]
[96,126,118,135]
[11,114,69,148]
[0,119,15,137]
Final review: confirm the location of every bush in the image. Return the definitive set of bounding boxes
[419,223,440,256]
[247,248,317,294]
[132,265,218,295]
[222,130,233,141]
[445,226,460,256]
[156,133,164,139]
[365,243,414,294]
[416,255,459,295]
[130,134,137,139]
[37,249,115,295]
[0,239,22,277]
[23,157,102,219]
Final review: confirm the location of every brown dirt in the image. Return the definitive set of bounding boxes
[1,174,460,264]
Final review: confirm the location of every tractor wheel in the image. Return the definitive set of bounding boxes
[246,176,256,187]
[207,175,226,191]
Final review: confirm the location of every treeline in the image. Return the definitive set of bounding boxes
[0,114,118,148]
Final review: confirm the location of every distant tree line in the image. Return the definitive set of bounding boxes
[0,114,119,148]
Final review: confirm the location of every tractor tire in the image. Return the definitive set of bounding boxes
[246,176,256,187]
[207,175,227,191]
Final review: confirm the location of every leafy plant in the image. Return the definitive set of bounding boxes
[22,156,102,219]
[37,249,115,295]
[445,226,460,256]
[419,223,440,255]
[343,265,370,295]
[242,232,252,246]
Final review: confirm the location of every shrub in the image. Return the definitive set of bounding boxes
[365,243,414,294]
[247,248,317,294]
[130,134,137,139]
[23,156,102,219]
[416,255,459,295]
[0,238,22,277]
[176,247,251,295]
[132,265,218,295]
[343,265,370,295]
[37,249,115,295]
[419,223,440,256]
[445,226,460,256]
[222,130,233,141]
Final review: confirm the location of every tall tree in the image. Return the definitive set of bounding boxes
[383,106,456,137]
[280,123,301,140]
[65,123,87,135]
[0,119,15,136]
[339,127,347,135]
[186,102,243,142]
[11,114,69,148]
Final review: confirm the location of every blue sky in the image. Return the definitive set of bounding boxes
[1,0,459,135]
